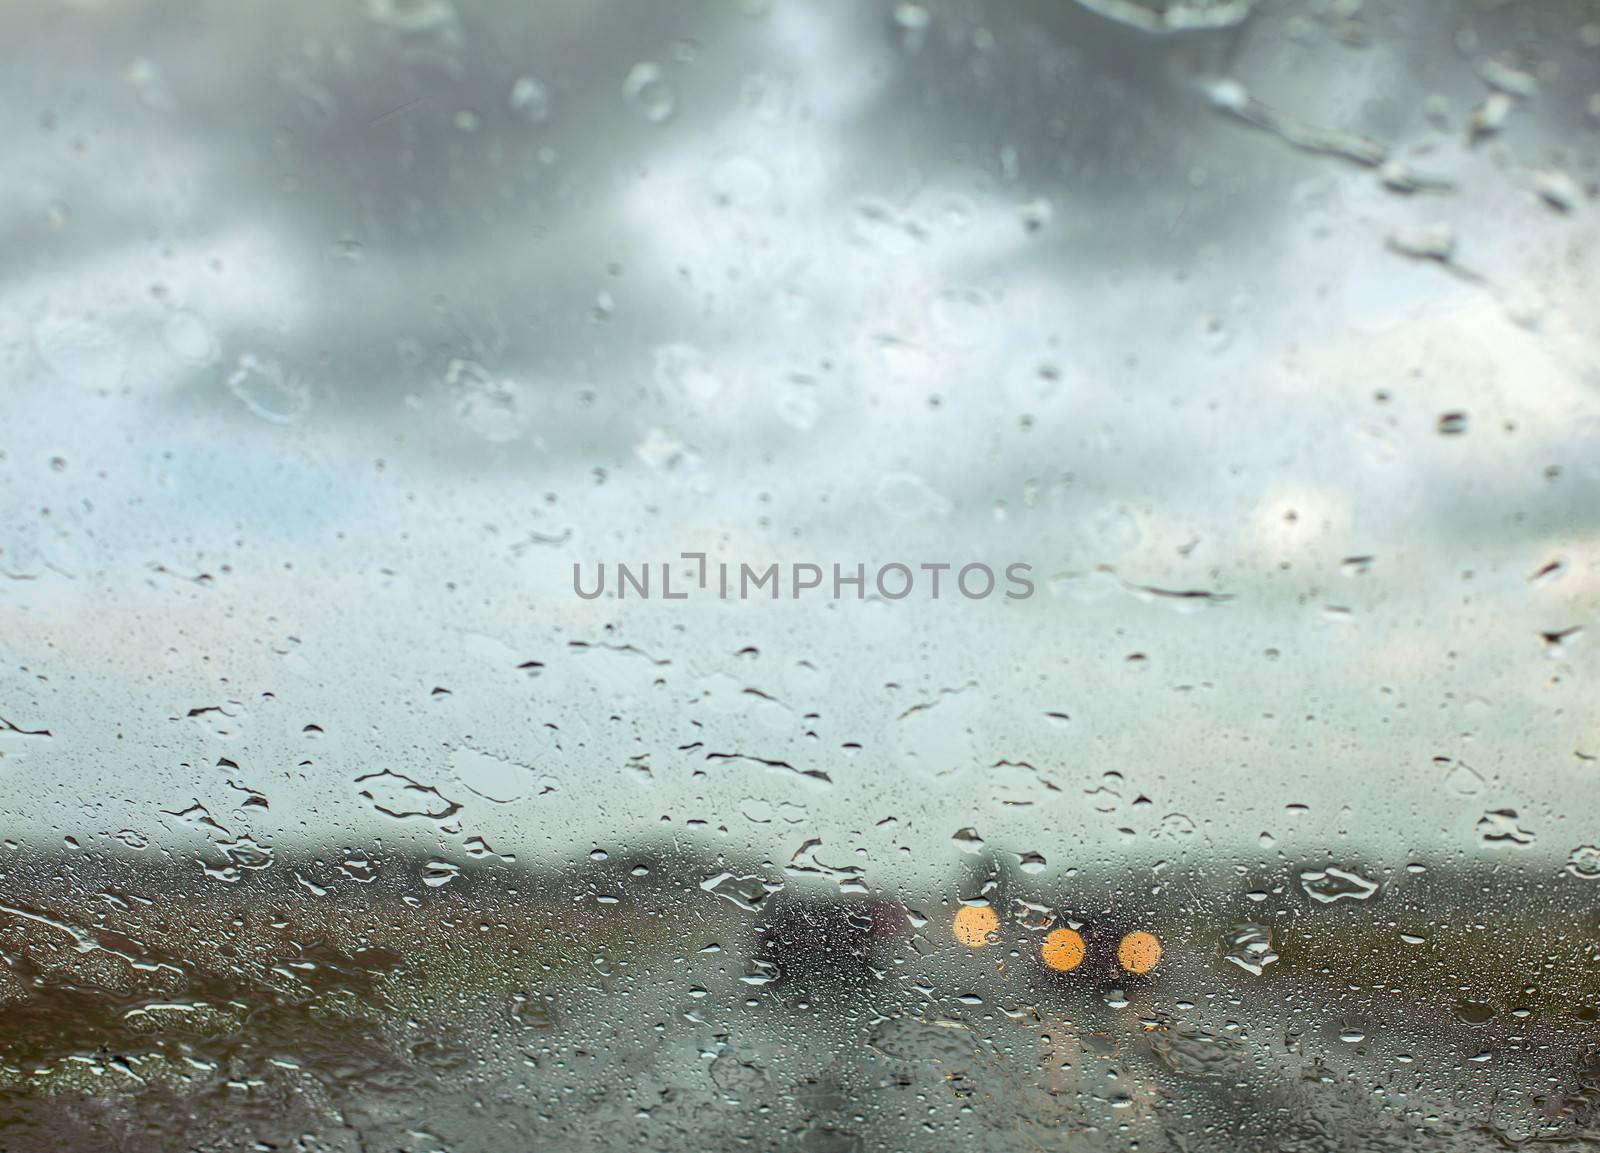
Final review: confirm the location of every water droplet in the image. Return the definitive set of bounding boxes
[1018,197,1052,232]
[624,62,674,124]
[1300,866,1379,903]
[740,959,780,986]
[1478,810,1535,846]
[708,154,773,210]
[892,2,931,30]
[1444,761,1485,796]
[634,427,701,473]
[1389,225,1457,263]
[339,856,377,883]
[1529,168,1580,213]
[162,310,217,365]
[462,836,512,861]
[1158,812,1197,838]
[220,835,274,870]
[851,199,922,255]
[508,76,552,123]
[1479,59,1537,98]
[1530,558,1567,586]
[1539,626,1583,658]
[34,315,127,391]
[952,827,984,853]
[450,745,536,804]
[512,993,556,1029]
[700,872,777,912]
[1197,313,1232,353]
[226,353,310,423]
[1220,923,1279,975]
[1075,0,1256,33]
[355,768,462,820]
[1564,845,1600,880]
[447,358,531,442]
[653,344,723,410]
[1469,92,1513,142]
[422,859,460,887]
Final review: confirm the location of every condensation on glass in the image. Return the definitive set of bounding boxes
[1,1,1598,1151]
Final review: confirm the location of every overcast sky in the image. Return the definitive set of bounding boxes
[1,0,1597,896]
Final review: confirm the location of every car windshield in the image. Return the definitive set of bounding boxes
[3,1,1598,1151]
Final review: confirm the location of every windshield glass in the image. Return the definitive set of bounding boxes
[3,2,1598,1151]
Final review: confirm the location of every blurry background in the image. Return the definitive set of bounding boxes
[1,1,1598,1150]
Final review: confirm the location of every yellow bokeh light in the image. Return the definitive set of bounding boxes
[1117,930,1162,974]
[952,905,999,948]
[1040,927,1086,971]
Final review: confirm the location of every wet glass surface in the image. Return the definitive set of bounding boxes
[2,1,1599,1149]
